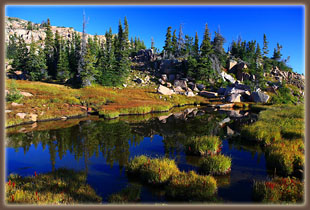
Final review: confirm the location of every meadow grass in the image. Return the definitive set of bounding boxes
[5,79,209,126]
[253,177,303,203]
[5,168,102,204]
[241,104,304,177]
[185,135,222,156]
[199,154,232,175]
[107,184,141,203]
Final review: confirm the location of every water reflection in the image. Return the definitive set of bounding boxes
[6,107,268,202]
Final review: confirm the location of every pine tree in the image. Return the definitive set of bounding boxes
[53,30,61,79]
[171,29,177,57]
[184,35,193,57]
[26,36,47,81]
[163,26,172,58]
[177,23,185,57]
[151,37,155,50]
[272,43,282,61]
[212,31,225,55]
[193,32,199,58]
[11,35,28,74]
[56,39,70,82]
[262,34,269,57]
[200,23,213,57]
[44,18,54,78]
[6,33,18,59]
[255,43,262,61]
[231,40,238,57]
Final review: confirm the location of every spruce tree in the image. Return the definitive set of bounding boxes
[53,30,61,79]
[11,36,28,74]
[26,36,47,81]
[171,29,177,57]
[272,43,282,61]
[44,18,54,78]
[177,24,185,57]
[262,34,269,57]
[6,33,18,59]
[255,43,262,61]
[151,37,155,50]
[200,23,213,57]
[163,26,172,58]
[193,32,199,58]
[184,35,193,57]
[57,39,70,82]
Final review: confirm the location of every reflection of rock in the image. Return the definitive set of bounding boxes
[158,113,173,123]
[226,126,234,136]
[216,103,234,109]
[225,93,241,103]
[219,117,230,127]
[199,91,218,98]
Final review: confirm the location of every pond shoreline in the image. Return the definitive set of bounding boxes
[6,102,249,129]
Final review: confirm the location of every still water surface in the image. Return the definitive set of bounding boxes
[6,107,271,203]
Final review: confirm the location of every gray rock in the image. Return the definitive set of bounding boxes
[11,102,23,107]
[185,91,195,97]
[199,91,218,98]
[226,126,235,136]
[221,71,236,84]
[227,59,238,70]
[158,78,165,85]
[197,84,205,91]
[161,74,168,81]
[157,85,174,95]
[219,117,230,127]
[20,91,33,97]
[226,93,242,103]
[16,113,27,119]
[250,91,270,103]
[174,80,187,89]
[166,82,172,88]
[217,88,226,95]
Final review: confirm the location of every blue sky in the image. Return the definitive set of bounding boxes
[6,5,305,74]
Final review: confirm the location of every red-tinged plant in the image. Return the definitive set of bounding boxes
[11,195,14,202]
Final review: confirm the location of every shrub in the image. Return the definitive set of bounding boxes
[99,111,120,119]
[199,154,232,175]
[126,155,148,176]
[185,135,222,156]
[165,171,217,201]
[253,177,303,203]
[108,184,141,203]
[6,80,23,103]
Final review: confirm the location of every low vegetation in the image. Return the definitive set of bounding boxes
[185,135,222,156]
[199,154,232,175]
[126,155,218,201]
[253,177,303,203]
[241,105,304,177]
[5,79,208,126]
[5,168,102,204]
[166,171,217,201]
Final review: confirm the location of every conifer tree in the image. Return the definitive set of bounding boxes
[57,39,70,82]
[44,18,54,78]
[193,32,199,58]
[151,37,155,50]
[6,33,18,59]
[262,34,269,57]
[163,26,172,58]
[255,43,262,61]
[53,30,61,78]
[200,23,213,57]
[272,43,282,61]
[171,29,177,57]
[26,36,47,81]
[11,36,28,74]
[184,35,193,57]
[177,24,185,57]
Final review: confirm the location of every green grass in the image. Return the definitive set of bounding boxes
[5,168,102,204]
[240,104,304,177]
[165,171,217,201]
[253,177,303,203]
[185,135,222,156]
[199,154,232,175]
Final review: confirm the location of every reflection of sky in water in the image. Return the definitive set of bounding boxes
[6,110,270,203]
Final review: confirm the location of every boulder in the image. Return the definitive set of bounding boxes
[174,80,187,89]
[228,59,238,70]
[166,82,172,88]
[158,78,165,85]
[197,84,205,91]
[11,102,23,107]
[161,74,168,81]
[187,82,196,91]
[157,85,174,96]
[20,91,33,97]
[185,91,195,97]
[174,86,185,93]
[217,88,226,95]
[199,91,218,98]
[29,113,38,121]
[250,91,270,103]
[135,78,143,84]
[16,113,27,119]
[226,93,241,103]
[220,71,236,84]
[226,126,235,136]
